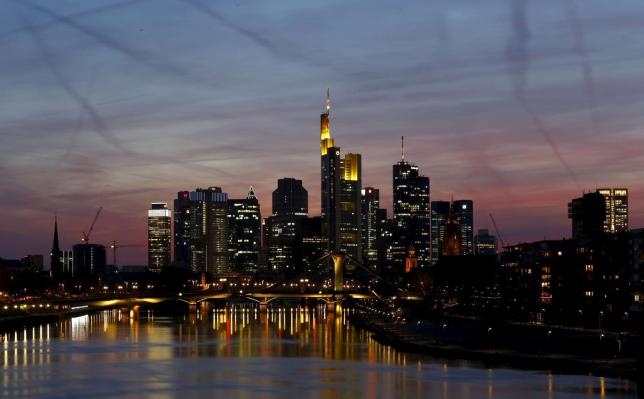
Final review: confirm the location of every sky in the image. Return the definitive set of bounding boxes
[1,0,644,266]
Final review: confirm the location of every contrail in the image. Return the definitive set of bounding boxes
[564,0,600,135]
[181,0,318,67]
[0,0,144,42]
[15,0,215,87]
[17,9,132,153]
[507,0,579,185]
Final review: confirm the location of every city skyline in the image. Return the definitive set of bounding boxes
[2,0,644,265]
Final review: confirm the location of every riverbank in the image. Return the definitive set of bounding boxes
[350,311,640,381]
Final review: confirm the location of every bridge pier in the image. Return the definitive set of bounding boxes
[188,302,197,314]
[258,300,268,313]
[331,254,345,292]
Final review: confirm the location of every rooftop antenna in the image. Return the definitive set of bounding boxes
[401,135,405,161]
[325,88,330,113]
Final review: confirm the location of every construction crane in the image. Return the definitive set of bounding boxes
[81,207,103,244]
[109,240,145,270]
[489,213,507,249]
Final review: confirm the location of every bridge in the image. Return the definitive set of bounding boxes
[7,251,422,319]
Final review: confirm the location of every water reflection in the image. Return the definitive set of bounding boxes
[0,304,637,399]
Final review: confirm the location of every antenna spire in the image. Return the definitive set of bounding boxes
[325,88,330,113]
[401,135,405,161]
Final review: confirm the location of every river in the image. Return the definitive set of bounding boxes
[0,304,637,398]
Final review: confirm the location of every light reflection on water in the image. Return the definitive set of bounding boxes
[0,304,637,399]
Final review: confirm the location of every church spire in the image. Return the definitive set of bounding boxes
[50,216,63,277]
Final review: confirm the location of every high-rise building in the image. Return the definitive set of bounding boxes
[340,153,362,261]
[361,187,380,267]
[228,187,261,274]
[320,91,342,252]
[148,202,171,273]
[173,191,192,268]
[50,216,63,277]
[72,243,106,275]
[430,201,450,263]
[392,138,430,268]
[474,229,498,256]
[267,178,309,272]
[597,188,628,233]
[568,192,606,242]
[453,200,474,255]
[376,209,393,272]
[174,187,230,276]
[273,178,308,217]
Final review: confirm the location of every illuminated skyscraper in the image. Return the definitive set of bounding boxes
[175,187,230,276]
[267,178,309,272]
[320,90,342,252]
[148,202,171,272]
[453,200,474,255]
[392,138,430,268]
[597,188,628,233]
[361,187,380,268]
[340,153,362,261]
[228,187,261,274]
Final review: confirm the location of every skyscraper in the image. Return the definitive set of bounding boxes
[320,90,342,252]
[597,188,628,233]
[453,200,474,255]
[361,187,380,268]
[340,153,362,261]
[267,178,309,272]
[430,201,450,264]
[568,192,606,242]
[392,139,430,268]
[228,187,261,274]
[50,216,63,277]
[148,202,171,273]
[174,187,230,276]
[173,191,192,268]
[474,229,498,256]
[72,243,106,275]
[272,178,308,217]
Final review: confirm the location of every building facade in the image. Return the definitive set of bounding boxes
[361,187,380,268]
[148,202,171,272]
[597,188,628,233]
[453,200,474,255]
[474,229,498,256]
[228,187,261,274]
[340,153,362,261]
[568,192,606,242]
[430,201,450,263]
[392,149,430,269]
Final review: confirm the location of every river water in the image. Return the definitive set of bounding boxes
[0,304,637,398]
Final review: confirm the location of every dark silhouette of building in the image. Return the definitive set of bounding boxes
[430,201,450,263]
[273,178,308,218]
[148,202,171,273]
[474,229,498,256]
[173,191,192,268]
[267,178,309,272]
[568,192,606,242]
[392,138,430,269]
[228,187,261,274]
[50,217,63,277]
[320,91,341,252]
[72,243,106,275]
[442,207,462,256]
